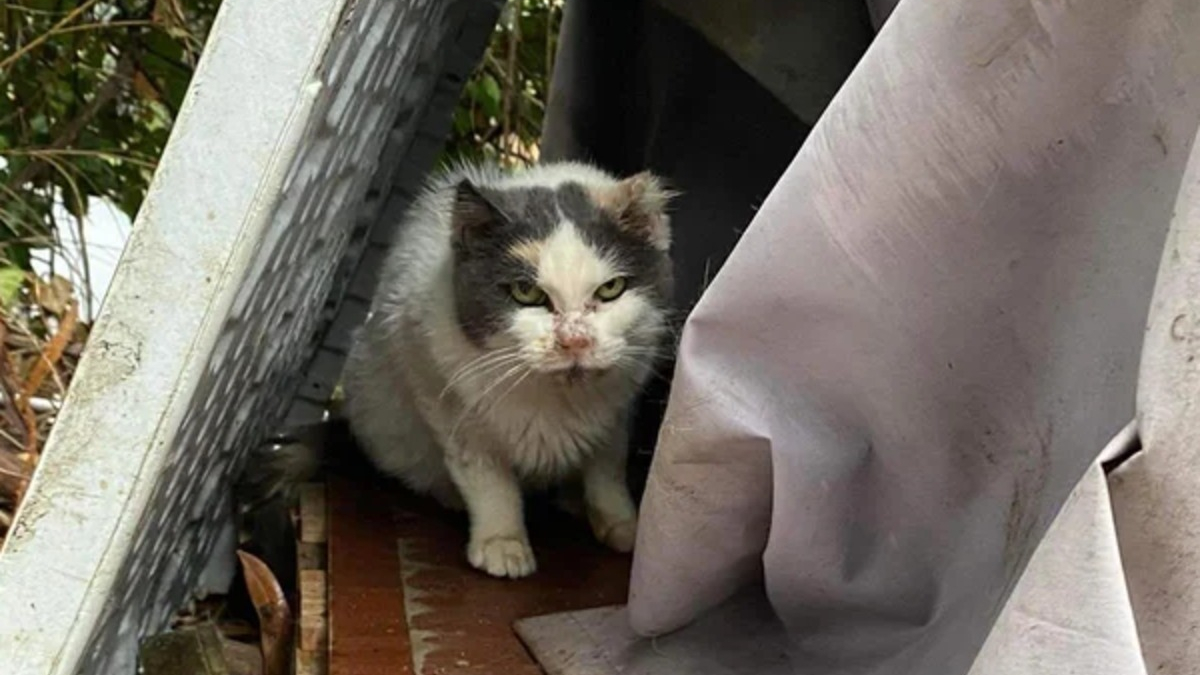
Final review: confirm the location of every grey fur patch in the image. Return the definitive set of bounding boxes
[450,180,673,346]
[555,182,674,301]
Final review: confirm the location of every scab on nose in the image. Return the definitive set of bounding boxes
[553,314,593,353]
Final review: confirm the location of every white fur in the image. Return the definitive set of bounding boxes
[342,162,668,578]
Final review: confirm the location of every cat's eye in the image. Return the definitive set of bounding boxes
[594,277,628,301]
[509,281,548,306]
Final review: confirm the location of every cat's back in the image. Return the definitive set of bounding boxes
[373,183,455,316]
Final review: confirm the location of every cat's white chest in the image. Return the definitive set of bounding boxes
[482,387,612,480]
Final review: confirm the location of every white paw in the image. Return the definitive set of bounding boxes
[467,535,537,578]
[594,518,638,553]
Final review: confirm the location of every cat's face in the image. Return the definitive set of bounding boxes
[451,174,674,381]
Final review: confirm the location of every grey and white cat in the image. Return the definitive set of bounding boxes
[342,161,675,578]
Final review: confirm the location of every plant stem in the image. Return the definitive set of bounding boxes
[502,0,523,146]
[3,52,136,190]
[51,19,153,36]
[0,0,101,71]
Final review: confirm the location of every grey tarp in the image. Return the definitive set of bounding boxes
[525,0,1200,673]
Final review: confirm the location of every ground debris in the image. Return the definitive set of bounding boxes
[0,273,90,543]
[139,622,264,675]
[237,550,293,675]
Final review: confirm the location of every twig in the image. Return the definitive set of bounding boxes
[49,19,153,35]
[6,147,157,169]
[0,465,26,479]
[494,141,535,165]
[0,390,57,414]
[502,0,523,143]
[37,153,94,319]
[3,51,136,190]
[6,291,77,506]
[16,400,37,458]
[6,308,77,397]
[19,300,77,406]
[0,418,31,449]
[15,299,77,462]
[0,321,28,449]
[0,183,56,239]
[544,1,556,91]
[74,207,92,320]
[2,4,71,16]
[0,0,102,71]
[137,38,192,73]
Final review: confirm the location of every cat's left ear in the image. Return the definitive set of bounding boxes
[595,172,677,251]
[451,180,506,247]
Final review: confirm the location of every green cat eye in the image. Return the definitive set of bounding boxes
[595,277,628,301]
[510,281,548,306]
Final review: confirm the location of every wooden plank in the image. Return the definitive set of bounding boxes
[300,570,328,615]
[295,482,329,675]
[299,569,328,652]
[298,542,326,571]
[299,483,328,544]
[295,649,328,675]
[299,616,328,654]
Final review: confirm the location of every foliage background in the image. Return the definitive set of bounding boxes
[0,0,560,537]
[443,0,559,167]
[1,0,220,312]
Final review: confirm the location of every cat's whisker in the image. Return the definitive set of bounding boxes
[482,367,533,417]
[446,345,516,379]
[440,350,525,399]
[447,362,529,442]
[441,354,524,397]
[615,355,674,383]
[444,346,522,384]
[604,350,666,370]
[619,347,664,357]
[474,363,528,405]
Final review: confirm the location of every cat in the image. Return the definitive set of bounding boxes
[341,161,676,578]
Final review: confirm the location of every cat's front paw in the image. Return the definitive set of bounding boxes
[594,518,638,553]
[467,535,537,578]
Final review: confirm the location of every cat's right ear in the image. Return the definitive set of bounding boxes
[452,180,505,248]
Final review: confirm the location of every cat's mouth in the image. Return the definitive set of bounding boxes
[552,363,606,384]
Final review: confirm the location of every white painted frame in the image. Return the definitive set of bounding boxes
[0,0,499,673]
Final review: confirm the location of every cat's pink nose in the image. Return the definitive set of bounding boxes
[555,331,593,354]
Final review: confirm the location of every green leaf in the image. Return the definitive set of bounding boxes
[29,113,50,135]
[479,74,502,117]
[0,267,26,305]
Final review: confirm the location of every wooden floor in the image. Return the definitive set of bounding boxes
[322,473,631,674]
